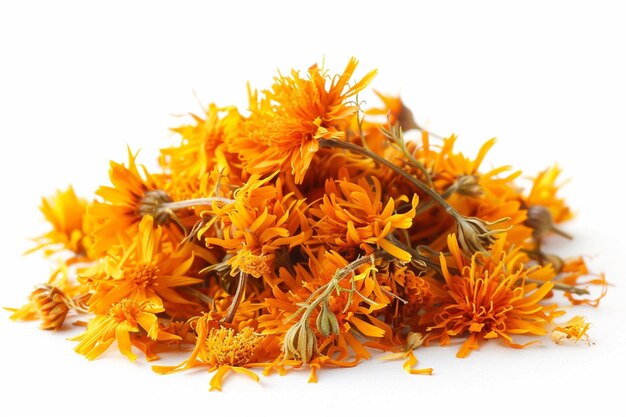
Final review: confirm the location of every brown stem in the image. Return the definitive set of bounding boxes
[223,271,248,323]
[525,278,589,296]
[318,138,458,218]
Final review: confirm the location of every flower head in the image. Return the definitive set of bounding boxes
[84,216,200,313]
[426,234,557,358]
[233,58,376,183]
[525,165,572,224]
[152,314,264,391]
[29,186,90,257]
[202,173,311,279]
[72,298,179,361]
[161,104,242,202]
[311,172,418,261]
[88,148,170,254]
[9,285,70,330]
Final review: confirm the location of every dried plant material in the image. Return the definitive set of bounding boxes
[7,58,606,390]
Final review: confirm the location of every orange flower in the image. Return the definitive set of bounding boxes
[27,186,91,257]
[72,298,179,361]
[88,148,170,254]
[161,104,242,202]
[426,234,557,358]
[163,104,241,178]
[260,248,395,368]
[153,314,264,391]
[7,262,88,330]
[525,165,572,224]
[310,172,418,262]
[8,284,70,330]
[233,57,377,183]
[202,174,311,279]
[83,216,201,313]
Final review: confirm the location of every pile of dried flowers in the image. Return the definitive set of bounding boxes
[7,58,607,390]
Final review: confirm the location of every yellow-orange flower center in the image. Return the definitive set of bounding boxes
[126,265,160,289]
[107,299,141,324]
[206,327,263,366]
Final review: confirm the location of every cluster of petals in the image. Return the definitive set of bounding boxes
[8,57,606,391]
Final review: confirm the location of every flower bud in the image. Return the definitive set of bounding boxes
[29,284,70,330]
[138,189,174,225]
[454,175,483,197]
[525,205,572,240]
[316,301,340,338]
[455,215,510,257]
[283,321,318,363]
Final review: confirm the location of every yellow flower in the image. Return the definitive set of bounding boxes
[72,298,179,361]
[525,165,572,224]
[153,314,264,391]
[6,262,88,330]
[88,148,169,254]
[233,57,376,183]
[28,186,90,257]
[8,284,70,330]
[84,216,201,314]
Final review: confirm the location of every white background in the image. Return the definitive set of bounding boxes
[1,1,625,416]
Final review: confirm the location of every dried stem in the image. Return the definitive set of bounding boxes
[525,278,590,296]
[223,271,248,324]
[161,197,234,211]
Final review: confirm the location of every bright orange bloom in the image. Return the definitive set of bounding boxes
[72,298,179,361]
[259,248,395,368]
[163,104,241,179]
[83,216,200,313]
[201,174,311,279]
[310,171,418,261]
[525,165,572,224]
[161,104,243,203]
[153,314,264,391]
[88,148,168,254]
[426,234,558,358]
[10,57,604,389]
[233,57,377,183]
[28,186,91,257]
